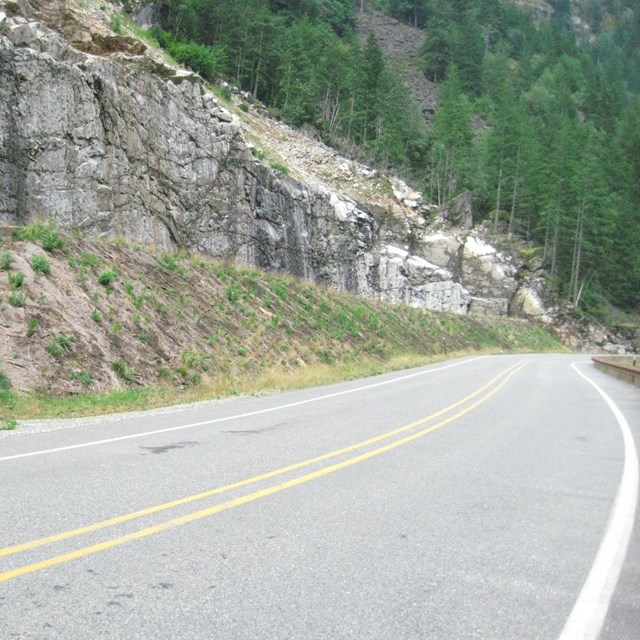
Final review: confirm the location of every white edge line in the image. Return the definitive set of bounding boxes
[0,356,486,462]
[559,362,639,640]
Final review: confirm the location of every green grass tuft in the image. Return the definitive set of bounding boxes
[31,254,50,275]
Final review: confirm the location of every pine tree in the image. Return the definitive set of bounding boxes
[429,67,473,204]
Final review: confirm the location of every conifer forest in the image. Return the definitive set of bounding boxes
[149,0,640,313]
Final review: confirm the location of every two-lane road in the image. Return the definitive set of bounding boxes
[1,354,638,639]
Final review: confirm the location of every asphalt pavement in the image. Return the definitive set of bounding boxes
[0,354,638,639]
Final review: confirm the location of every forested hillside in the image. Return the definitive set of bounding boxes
[145,0,639,314]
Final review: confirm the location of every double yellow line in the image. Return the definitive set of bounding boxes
[0,359,527,583]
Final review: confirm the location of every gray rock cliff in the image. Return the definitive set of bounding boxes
[0,2,547,319]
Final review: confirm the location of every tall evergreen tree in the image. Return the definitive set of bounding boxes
[429,67,473,204]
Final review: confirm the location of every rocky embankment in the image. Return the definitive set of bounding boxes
[0,0,555,321]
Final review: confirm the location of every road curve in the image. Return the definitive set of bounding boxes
[0,354,638,639]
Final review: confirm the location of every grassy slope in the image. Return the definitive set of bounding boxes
[0,225,565,424]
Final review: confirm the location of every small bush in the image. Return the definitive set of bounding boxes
[46,334,74,358]
[270,161,289,175]
[171,41,225,80]
[80,252,102,267]
[91,309,102,323]
[148,27,227,81]
[31,254,50,275]
[270,280,288,301]
[110,14,124,34]
[112,360,135,381]
[8,271,25,289]
[13,224,63,252]
[8,291,24,307]
[158,252,179,270]
[41,233,64,252]
[98,269,118,286]
[1,419,17,431]
[0,251,12,270]
[69,370,93,385]
[46,341,65,358]
[217,85,232,101]
[226,284,241,304]
[26,317,39,336]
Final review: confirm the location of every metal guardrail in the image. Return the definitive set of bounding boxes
[592,355,640,388]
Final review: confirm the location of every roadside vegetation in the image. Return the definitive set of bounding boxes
[0,225,563,423]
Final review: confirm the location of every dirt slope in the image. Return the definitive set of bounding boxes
[0,225,562,400]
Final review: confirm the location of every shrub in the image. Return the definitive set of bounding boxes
[98,269,118,286]
[0,251,12,270]
[31,254,50,275]
[217,85,232,101]
[270,161,289,175]
[91,309,102,323]
[69,370,93,385]
[172,41,225,80]
[80,252,102,267]
[46,341,65,358]
[0,371,11,391]
[226,284,241,304]
[0,371,16,408]
[1,419,17,431]
[8,271,25,289]
[26,317,39,337]
[13,224,63,251]
[158,252,178,270]
[112,360,135,381]
[110,14,124,34]
[8,291,24,307]
[46,334,74,358]
[153,27,226,80]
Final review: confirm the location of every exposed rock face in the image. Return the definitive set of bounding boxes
[0,3,543,318]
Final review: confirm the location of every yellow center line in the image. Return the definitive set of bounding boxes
[1,361,523,559]
[0,361,527,584]
[0,361,522,560]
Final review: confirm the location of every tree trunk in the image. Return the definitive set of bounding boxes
[508,147,521,236]
[493,151,504,231]
[550,213,560,276]
[251,28,265,98]
[569,198,585,304]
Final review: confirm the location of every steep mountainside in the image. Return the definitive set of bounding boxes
[357,10,437,119]
[0,0,551,320]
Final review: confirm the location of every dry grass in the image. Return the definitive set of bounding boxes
[3,351,473,421]
[0,226,566,423]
